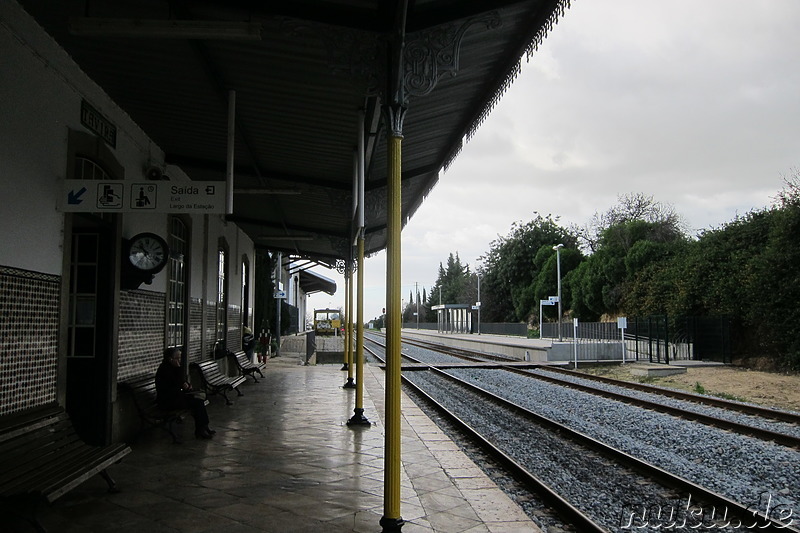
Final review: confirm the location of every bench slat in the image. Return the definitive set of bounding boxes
[37,445,131,502]
[191,360,246,405]
[0,405,131,513]
[0,405,63,444]
[0,417,82,474]
[120,375,191,443]
[1,429,97,495]
[228,351,266,383]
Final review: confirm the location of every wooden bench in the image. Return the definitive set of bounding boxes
[191,360,246,405]
[0,404,131,532]
[228,350,266,383]
[119,375,207,443]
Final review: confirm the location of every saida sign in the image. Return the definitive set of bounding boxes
[61,180,225,213]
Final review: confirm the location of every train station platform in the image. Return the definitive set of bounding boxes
[401,328,553,362]
[17,357,540,533]
[400,328,727,369]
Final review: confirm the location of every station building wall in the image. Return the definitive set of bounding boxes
[0,3,256,443]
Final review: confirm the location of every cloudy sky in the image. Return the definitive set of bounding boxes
[309,0,800,321]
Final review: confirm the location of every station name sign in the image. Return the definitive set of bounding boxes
[81,100,116,148]
[60,179,226,214]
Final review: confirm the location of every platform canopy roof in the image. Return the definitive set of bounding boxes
[298,269,337,296]
[21,0,569,267]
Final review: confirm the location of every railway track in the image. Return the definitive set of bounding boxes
[396,334,800,423]
[366,333,800,449]
[364,333,800,532]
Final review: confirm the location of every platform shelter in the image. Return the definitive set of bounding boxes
[1,1,572,530]
[432,304,474,334]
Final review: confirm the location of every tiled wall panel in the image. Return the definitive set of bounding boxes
[117,290,165,381]
[228,304,241,353]
[0,267,60,416]
[204,300,216,361]
[188,297,203,363]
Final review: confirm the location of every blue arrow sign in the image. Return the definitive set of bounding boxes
[68,187,87,204]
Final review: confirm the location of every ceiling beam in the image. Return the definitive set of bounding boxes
[226,215,348,239]
[68,18,263,40]
[164,154,352,191]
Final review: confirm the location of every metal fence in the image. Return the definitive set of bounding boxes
[474,322,528,336]
[541,316,732,364]
[542,321,625,362]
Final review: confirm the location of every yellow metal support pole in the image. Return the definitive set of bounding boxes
[344,264,355,388]
[348,264,355,369]
[348,235,370,425]
[341,273,349,370]
[381,130,404,530]
[355,239,365,406]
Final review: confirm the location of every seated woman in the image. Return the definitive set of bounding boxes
[156,347,215,439]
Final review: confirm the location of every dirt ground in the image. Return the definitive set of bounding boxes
[576,364,800,413]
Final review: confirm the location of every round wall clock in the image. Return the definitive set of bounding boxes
[126,232,169,274]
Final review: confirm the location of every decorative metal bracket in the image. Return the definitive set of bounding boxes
[403,12,502,99]
[281,11,503,106]
[335,258,357,275]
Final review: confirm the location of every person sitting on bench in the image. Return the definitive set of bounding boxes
[156,347,216,439]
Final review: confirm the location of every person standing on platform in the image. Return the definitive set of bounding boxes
[258,330,270,363]
[242,326,256,362]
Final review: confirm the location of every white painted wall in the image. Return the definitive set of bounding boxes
[0,2,162,275]
[1,0,255,326]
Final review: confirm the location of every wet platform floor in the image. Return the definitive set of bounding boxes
[16,358,540,533]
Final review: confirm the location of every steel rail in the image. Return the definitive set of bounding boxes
[390,333,800,434]
[542,366,800,424]
[365,336,799,532]
[422,365,800,533]
[367,333,800,447]
[362,343,609,533]
[506,366,800,449]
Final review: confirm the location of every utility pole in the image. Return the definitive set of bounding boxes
[415,281,419,329]
[553,244,564,342]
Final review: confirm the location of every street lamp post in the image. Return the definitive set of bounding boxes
[477,273,481,335]
[553,244,564,341]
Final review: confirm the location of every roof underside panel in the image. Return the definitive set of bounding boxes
[20,0,569,261]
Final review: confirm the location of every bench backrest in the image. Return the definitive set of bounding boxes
[119,376,159,410]
[0,404,64,444]
[229,352,250,367]
[195,360,222,375]
[0,408,87,495]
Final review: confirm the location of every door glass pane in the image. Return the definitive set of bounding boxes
[76,234,98,262]
[73,327,95,357]
[76,265,97,293]
[75,297,96,325]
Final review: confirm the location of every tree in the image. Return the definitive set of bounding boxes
[607,172,800,370]
[567,197,689,319]
[575,193,684,253]
[478,214,579,324]
[425,253,474,320]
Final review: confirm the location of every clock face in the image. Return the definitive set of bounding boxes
[127,233,168,273]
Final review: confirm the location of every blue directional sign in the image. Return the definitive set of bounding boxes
[67,187,87,205]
